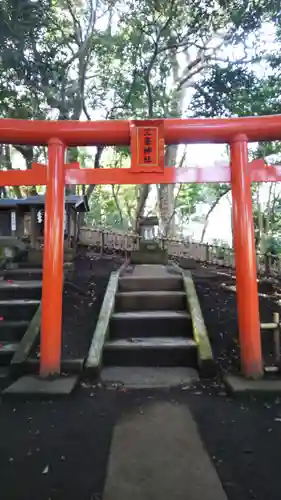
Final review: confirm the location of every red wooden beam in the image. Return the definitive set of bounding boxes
[0,163,80,186]
[1,115,281,146]
[1,159,280,187]
[0,168,46,186]
[65,159,281,184]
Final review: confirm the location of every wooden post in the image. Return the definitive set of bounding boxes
[67,205,72,249]
[230,135,262,379]
[273,312,280,365]
[40,138,65,377]
[101,231,104,255]
[30,207,37,249]
[73,209,78,254]
[205,244,209,262]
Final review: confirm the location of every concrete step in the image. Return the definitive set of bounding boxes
[0,320,29,340]
[0,341,19,365]
[15,262,74,270]
[101,366,199,389]
[131,265,175,277]
[110,310,192,339]
[118,276,183,292]
[10,262,42,269]
[0,281,42,300]
[103,337,197,367]
[1,268,43,280]
[115,291,186,312]
[131,250,168,265]
[3,263,74,280]
[0,300,40,321]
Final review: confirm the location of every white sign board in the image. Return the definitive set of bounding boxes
[11,211,16,232]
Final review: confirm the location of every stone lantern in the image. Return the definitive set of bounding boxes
[132,215,167,264]
[139,216,159,245]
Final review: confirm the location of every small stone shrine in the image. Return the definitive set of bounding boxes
[131,216,168,264]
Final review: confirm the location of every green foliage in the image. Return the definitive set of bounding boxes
[1,0,281,239]
[266,236,281,255]
[85,184,138,230]
[175,185,204,222]
[191,67,281,119]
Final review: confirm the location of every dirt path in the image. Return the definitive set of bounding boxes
[0,385,281,500]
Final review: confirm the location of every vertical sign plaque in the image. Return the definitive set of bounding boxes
[130,119,165,173]
[11,211,16,233]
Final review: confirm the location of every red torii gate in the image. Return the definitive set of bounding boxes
[1,115,281,380]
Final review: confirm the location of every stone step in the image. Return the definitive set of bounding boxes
[106,337,196,349]
[0,281,42,300]
[103,337,197,367]
[131,264,175,276]
[0,281,42,288]
[0,341,19,365]
[10,262,42,269]
[3,263,74,280]
[1,268,43,280]
[115,291,187,312]
[118,276,183,292]
[0,300,40,306]
[101,366,199,389]
[0,320,30,341]
[131,250,168,265]
[0,300,40,321]
[15,262,74,270]
[110,310,192,339]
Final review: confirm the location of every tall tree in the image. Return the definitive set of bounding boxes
[1,0,281,233]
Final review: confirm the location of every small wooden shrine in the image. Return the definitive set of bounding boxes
[0,195,89,264]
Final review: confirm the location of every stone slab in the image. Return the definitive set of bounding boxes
[2,375,78,396]
[85,272,120,371]
[11,303,42,366]
[131,250,168,265]
[103,402,227,500]
[101,366,199,388]
[131,264,170,277]
[224,374,281,395]
[24,358,84,374]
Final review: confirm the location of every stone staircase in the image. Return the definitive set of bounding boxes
[0,263,42,367]
[102,265,197,370]
[0,260,74,370]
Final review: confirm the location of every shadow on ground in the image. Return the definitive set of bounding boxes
[193,265,281,370]
[1,254,281,500]
[0,385,281,500]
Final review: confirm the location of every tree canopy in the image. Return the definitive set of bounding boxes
[1,0,281,247]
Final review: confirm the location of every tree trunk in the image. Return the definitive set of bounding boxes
[135,185,150,233]
[85,146,103,200]
[200,188,231,243]
[158,48,190,236]
[112,185,123,226]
